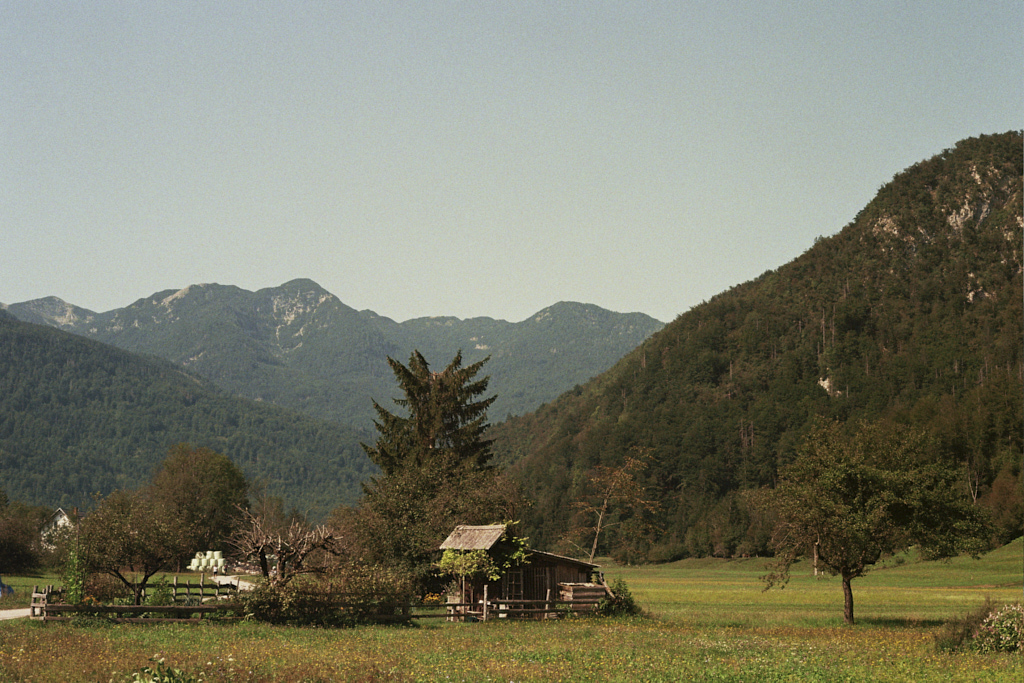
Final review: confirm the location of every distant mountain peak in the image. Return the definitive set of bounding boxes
[278,278,329,292]
[160,284,205,307]
[271,279,337,305]
[6,296,96,328]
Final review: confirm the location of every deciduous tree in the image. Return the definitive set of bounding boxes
[565,450,660,562]
[754,420,989,624]
[148,444,249,561]
[230,507,339,586]
[0,490,47,574]
[79,489,194,604]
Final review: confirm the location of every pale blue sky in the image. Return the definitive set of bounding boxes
[2,1,1021,323]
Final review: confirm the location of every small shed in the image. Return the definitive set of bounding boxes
[439,524,608,612]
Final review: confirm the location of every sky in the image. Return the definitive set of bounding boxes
[2,1,1021,324]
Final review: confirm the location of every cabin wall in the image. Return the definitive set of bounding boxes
[456,559,594,603]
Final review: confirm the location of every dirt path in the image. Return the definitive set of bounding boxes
[212,574,255,591]
[0,608,30,620]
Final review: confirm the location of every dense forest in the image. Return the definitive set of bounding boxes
[0,311,375,517]
[491,131,1023,560]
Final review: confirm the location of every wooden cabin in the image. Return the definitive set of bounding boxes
[440,524,608,615]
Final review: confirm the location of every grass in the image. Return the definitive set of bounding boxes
[609,539,1022,628]
[0,540,1020,682]
[0,572,59,609]
[0,570,225,609]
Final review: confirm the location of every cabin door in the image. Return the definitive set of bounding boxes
[503,568,523,601]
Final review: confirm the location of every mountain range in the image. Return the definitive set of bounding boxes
[2,132,1019,557]
[491,131,1023,559]
[5,284,663,430]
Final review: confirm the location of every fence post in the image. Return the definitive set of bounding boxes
[482,585,488,622]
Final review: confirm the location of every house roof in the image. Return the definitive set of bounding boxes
[440,524,506,550]
[44,508,72,527]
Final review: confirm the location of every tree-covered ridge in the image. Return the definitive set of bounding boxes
[0,311,375,517]
[6,284,663,429]
[491,131,1023,559]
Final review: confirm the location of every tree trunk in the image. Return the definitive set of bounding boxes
[842,574,855,625]
[589,504,607,563]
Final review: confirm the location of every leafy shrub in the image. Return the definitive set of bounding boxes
[596,578,642,617]
[60,537,87,605]
[84,572,131,603]
[974,603,1024,653]
[145,578,174,607]
[239,563,415,626]
[420,592,445,606]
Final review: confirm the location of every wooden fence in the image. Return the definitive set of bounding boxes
[421,598,604,621]
[31,603,241,623]
[31,577,240,623]
[30,581,603,624]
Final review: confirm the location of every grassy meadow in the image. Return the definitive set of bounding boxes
[0,540,1020,682]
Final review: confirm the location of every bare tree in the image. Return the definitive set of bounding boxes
[566,450,661,563]
[230,508,340,586]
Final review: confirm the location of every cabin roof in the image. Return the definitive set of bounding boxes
[439,525,600,570]
[440,524,506,550]
[527,549,599,570]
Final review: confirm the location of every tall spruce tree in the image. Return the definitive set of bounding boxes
[351,351,518,584]
[363,350,495,476]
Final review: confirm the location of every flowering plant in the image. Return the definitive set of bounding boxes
[975,603,1024,653]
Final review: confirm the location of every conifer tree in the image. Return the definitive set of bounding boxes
[351,351,518,584]
[363,350,496,476]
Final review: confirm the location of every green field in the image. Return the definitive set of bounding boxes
[1,540,1020,682]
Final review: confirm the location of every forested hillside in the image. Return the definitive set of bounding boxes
[0,311,375,516]
[7,283,662,429]
[491,132,1023,560]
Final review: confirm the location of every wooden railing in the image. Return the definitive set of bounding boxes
[30,578,240,623]
[423,584,607,621]
[31,603,241,623]
[29,582,604,624]
[417,599,603,621]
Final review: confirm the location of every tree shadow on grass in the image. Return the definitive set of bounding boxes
[858,616,946,629]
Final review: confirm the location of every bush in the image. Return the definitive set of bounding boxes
[975,603,1024,653]
[145,578,174,607]
[84,573,132,603]
[61,540,87,605]
[935,599,1023,653]
[239,564,415,626]
[596,578,643,617]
